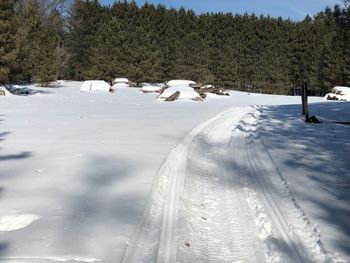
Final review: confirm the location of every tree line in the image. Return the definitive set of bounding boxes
[1,0,349,95]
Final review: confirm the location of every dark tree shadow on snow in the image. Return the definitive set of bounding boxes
[253,102,349,257]
[0,116,32,257]
[186,102,350,259]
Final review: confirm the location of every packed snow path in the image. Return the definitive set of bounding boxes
[122,107,338,263]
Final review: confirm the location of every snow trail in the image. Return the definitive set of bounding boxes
[176,108,266,263]
[122,106,339,263]
[231,108,340,263]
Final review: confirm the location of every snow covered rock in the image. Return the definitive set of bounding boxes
[141,84,164,93]
[159,85,203,101]
[80,80,111,92]
[166,80,196,87]
[0,86,13,96]
[325,86,350,101]
[113,78,129,84]
[111,78,136,91]
[190,84,230,99]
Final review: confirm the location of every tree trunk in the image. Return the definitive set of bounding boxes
[301,84,311,122]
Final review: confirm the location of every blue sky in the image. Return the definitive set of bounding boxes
[99,0,344,20]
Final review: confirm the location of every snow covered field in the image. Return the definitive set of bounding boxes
[0,81,349,262]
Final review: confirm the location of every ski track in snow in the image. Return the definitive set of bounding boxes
[123,106,341,263]
[0,256,102,263]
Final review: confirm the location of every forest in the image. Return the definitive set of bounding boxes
[0,0,350,95]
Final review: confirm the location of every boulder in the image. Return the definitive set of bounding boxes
[0,90,5,96]
[165,91,180,101]
[190,83,203,89]
[195,84,230,97]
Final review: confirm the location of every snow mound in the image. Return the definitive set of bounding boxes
[325,86,350,101]
[80,81,111,92]
[0,214,39,231]
[332,86,350,95]
[113,78,129,83]
[141,85,163,93]
[112,83,130,90]
[166,80,196,87]
[159,86,202,101]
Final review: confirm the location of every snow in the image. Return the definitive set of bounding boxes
[141,85,163,93]
[166,80,196,87]
[0,83,349,262]
[331,86,350,95]
[0,214,39,231]
[324,86,350,101]
[80,81,110,92]
[113,78,129,83]
[159,86,202,101]
[112,83,130,90]
[0,86,13,96]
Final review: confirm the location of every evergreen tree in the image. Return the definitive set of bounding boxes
[30,19,62,85]
[13,0,43,82]
[66,0,104,80]
[11,0,63,85]
[2,0,347,93]
[88,14,123,81]
[0,0,17,83]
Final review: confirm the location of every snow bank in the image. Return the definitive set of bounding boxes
[159,86,202,101]
[166,80,196,87]
[325,86,350,101]
[80,81,111,92]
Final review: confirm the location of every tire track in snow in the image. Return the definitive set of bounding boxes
[122,106,337,263]
[232,107,340,263]
[176,108,266,263]
[121,108,243,263]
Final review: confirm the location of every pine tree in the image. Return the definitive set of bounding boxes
[31,21,62,85]
[0,0,17,83]
[88,14,123,81]
[66,0,104,80]
[12,0,43,82]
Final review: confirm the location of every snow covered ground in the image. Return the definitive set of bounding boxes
[0,81,349,262]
